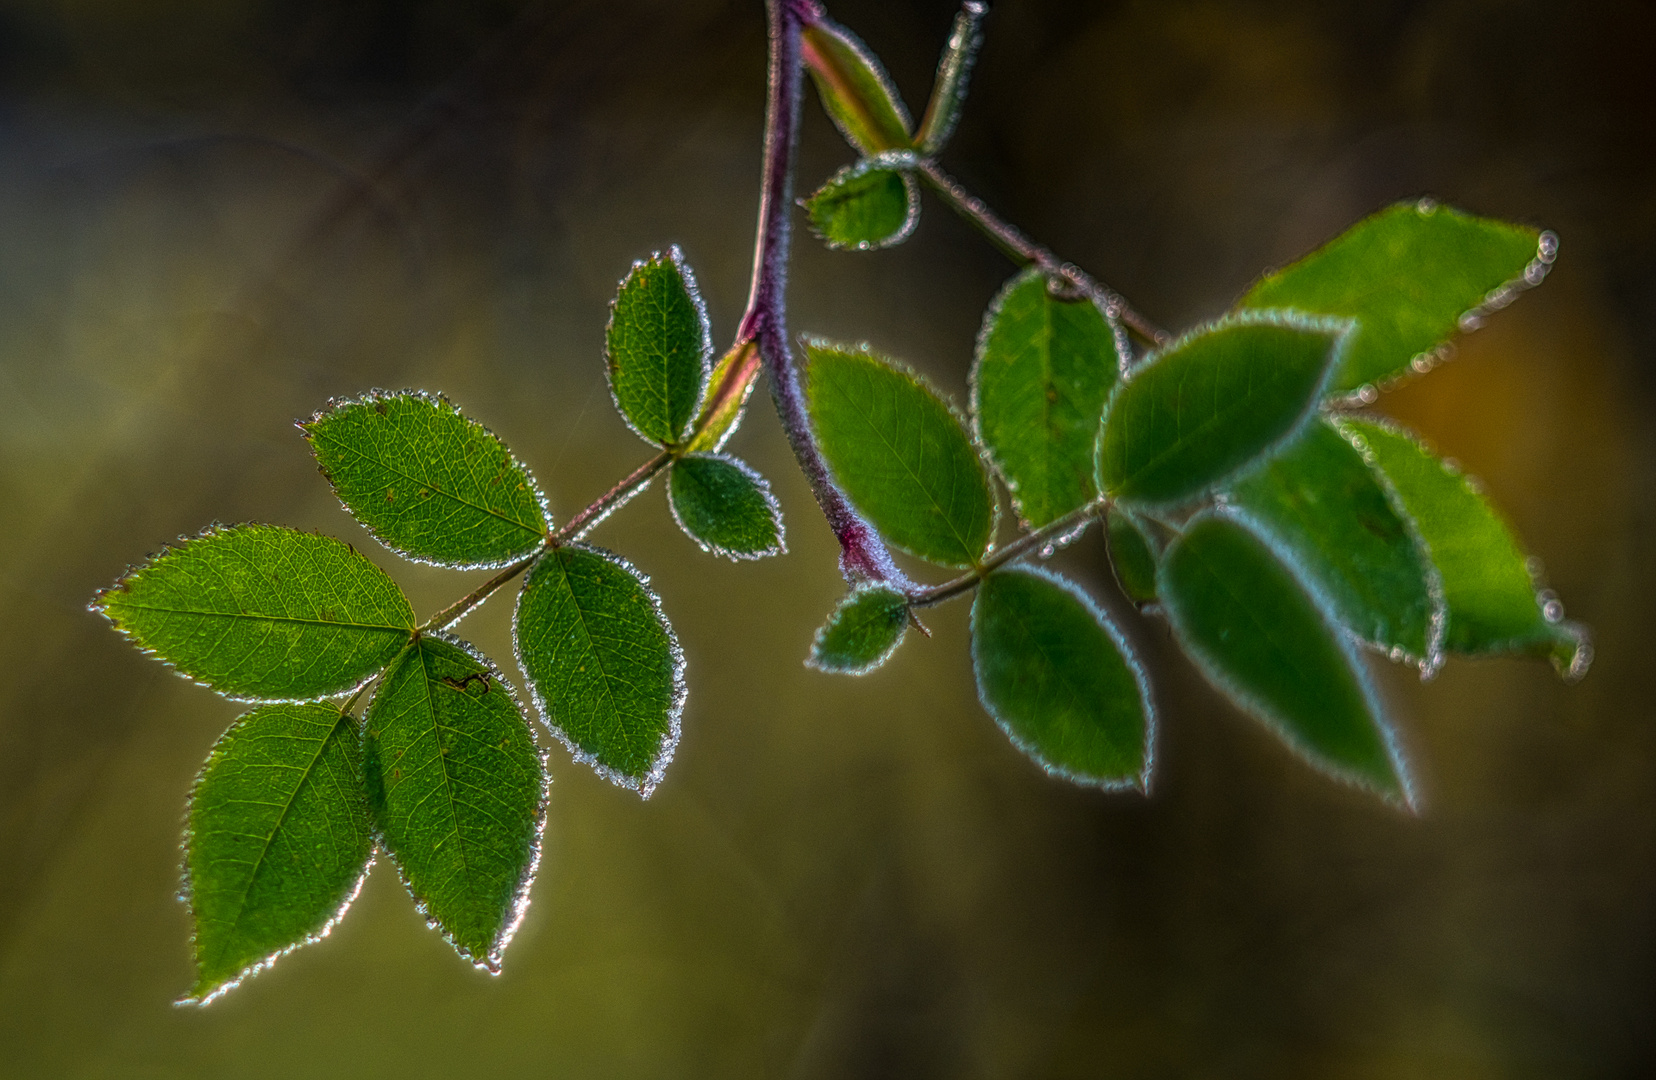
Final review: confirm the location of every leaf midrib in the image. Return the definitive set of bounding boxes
[200,710,349,979]
[312,425,542,541]
[114,603,411,634]
[834,363,979,563]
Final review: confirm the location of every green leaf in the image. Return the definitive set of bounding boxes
[302,391,548,570]
[973,268,1119,527]
[1226,418,1440,669]
[364,634,546,970]
[95,523,414,702]
[804,337,994,568]
[685,340,761,454]
[915,0,986,155]
[183,703,371,1004]
[802,156,919,251]
[1239,201,1553,397]
[808,584,909,675]
[802,18,913,154]
[1096,312,1345,509]
[605,247,712,445]
[1158,513,1411,805]
[1104,507,1159,607]
[668,453,785,560]
[971,566,1154,789]
[1336,417,1589,678]
[514,545,685,794]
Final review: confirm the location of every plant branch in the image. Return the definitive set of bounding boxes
[908,497,1108,608]
[915,160,1170,346]
[739,0,912,589]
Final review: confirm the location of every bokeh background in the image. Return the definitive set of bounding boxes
[1,0,1652,1075]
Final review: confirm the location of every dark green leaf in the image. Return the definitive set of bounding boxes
[1096,313,1344,508]
[668,453,785,560]
[804,337,994,568]
[605,248,712,445]
[95,523,414,701]
[183,703,371,1004]
[1227,418,1439,669]
[514,545,685,794]
[973,268,1118,527]
[1336,417,1589,678]
[802,156,919,251]
[1158,513,1411,805]
[302,391,548,569]
[1240,201,1552,396]
[364,634,546,970]
[808,584,909,675]
[915,0,986,155]
[1105,507,1159,607]
[971,567,1153,789]
[802,18,913,154]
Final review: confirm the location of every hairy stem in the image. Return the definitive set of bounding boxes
[915,160,1170,346]
[741,0,911,588]
[909,497,1109,608]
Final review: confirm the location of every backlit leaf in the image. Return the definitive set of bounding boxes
[668,453,785,560]
[973,268,1118,527]
[803,156,919,250]
[302,390,548,570]
[802,17,913,154]
[605,248,712,445]
[1096,313,1344,509]
[183,703,371,1004]
[514,545,685,795]
[364,634,545,971]
[804,337,994,568]
[685,340,761,454]
[1240,201,1551,396]
[971,566,1153,789]
[808,583,909,675]
[1337,417,1589,678]
[1227,418,1439,668]
[1104,507,1159,607]
[1158,513,1411,805]
[95,523,414,702]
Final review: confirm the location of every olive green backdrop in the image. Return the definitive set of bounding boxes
[0,0,1651,1075]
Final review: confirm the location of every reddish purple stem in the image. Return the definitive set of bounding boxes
[740,0,912,588]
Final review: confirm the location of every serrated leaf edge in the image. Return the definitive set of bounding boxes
[1094,308,1354,512]
[1160,510,1418,810]
[368,632,551,974]
[805,582,910,676]
[512,544,688,799]
[90,521,416,705]
[1330,413,1591,680]
[970,564,1157,793]
[602,246,715,447]
[801,333,1000,568]
[298,388,554,572]
[801,152,921,252]
[666,452,787,561]
[969,266,1120,530]
[176,704,373,1006]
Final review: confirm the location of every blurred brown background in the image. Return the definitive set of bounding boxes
[0,0,1652,1076]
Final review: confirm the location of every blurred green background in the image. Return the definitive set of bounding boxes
[1,0,1652,1075]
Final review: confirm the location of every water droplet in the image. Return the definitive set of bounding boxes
[1038,544,1056,560]
[1355,384,1378,404]
[1538,231,1559,262]
[1524,261,1546,285]
[1416,197,1438,215]
[1463,475,1485,495]
[1411,353,1433,374]
[1525,555,1546,579]
[1388,645,1405,662]
[1542,598,1565,623]
[1459,312,1484,332]
[1441,457,1461,475]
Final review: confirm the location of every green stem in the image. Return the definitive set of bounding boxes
[908,496,1109,608]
